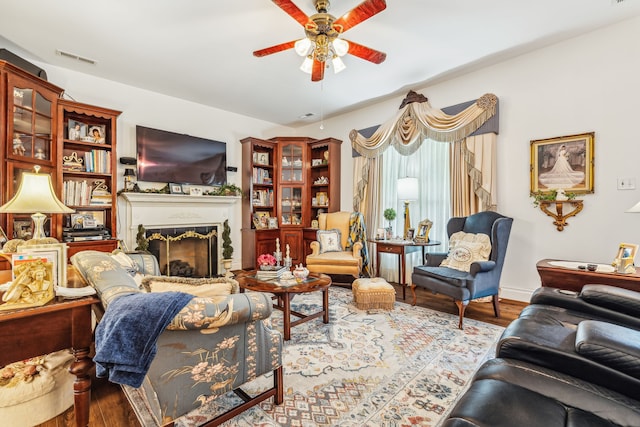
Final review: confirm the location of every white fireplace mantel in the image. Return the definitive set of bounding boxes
[118,192,240,253]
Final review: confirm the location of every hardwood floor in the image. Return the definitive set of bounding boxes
[37,282,527,427]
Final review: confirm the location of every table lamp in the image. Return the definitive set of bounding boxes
[397,177,419,239]
[627,200,640,213]
[0,166,74,245]
[124,167,136,191]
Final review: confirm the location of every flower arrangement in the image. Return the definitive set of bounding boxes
[257,253,276,268]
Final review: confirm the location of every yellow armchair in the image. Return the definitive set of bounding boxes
[306,211,364,278]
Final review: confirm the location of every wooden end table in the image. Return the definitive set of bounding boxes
[372,239,441,299]
[536,258,640,292]
[0,266,97,427]
[236,271,331,340]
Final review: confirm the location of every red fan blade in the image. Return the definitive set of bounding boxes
[344,39,386,64]
[253,40,297,57]
[272,0,310,27]
[333,0,386,33]
[311,58,325,82]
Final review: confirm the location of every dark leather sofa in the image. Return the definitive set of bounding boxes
[442,285,640,426]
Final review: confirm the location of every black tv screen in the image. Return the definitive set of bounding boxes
[136,125,227,186]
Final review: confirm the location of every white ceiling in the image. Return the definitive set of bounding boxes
[2,0,640,127]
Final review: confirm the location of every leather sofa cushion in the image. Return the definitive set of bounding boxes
[581,285,640,319]
[576,320,640,380]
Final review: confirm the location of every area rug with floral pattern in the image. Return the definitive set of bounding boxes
[130,286,504,427]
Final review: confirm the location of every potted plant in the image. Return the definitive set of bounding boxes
[221,219,233,277]
[531,189,577,207]
[383,208,397,239]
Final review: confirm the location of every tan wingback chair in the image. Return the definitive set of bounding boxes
[306,211,363,277]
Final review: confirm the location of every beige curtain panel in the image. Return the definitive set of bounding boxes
[350,92,498,158]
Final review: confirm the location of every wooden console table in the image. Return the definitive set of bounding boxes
[0,267,97,427]
[373,239,441,299]
[536,258,640,292]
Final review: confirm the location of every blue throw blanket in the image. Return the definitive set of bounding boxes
[94,291,193,388]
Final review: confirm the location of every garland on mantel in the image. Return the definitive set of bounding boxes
[117,183,242,197]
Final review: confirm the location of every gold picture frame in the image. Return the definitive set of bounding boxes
[414,219,433,243]
[530,132,594,194]
[613,242,638,273]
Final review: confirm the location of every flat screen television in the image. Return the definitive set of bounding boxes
[136,125,227,186]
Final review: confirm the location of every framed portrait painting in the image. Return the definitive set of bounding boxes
[530,132,594,194]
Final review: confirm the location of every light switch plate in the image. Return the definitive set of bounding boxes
[617,177,636,190]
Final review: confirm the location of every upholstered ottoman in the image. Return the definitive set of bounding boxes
[352,278,396,310]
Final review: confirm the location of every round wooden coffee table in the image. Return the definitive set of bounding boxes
[236,271,332,340]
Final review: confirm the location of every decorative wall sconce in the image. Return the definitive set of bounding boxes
[538,199,583,231]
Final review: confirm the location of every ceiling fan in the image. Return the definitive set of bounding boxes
[254,0,387,82]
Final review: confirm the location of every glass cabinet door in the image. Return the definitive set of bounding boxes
[280,143,303,182]
[8,78,55,164]
[280,186,303,225]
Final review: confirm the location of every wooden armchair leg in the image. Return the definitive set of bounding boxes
[492,294,501,318]
[455,300,468,329]
[410,284,417,306]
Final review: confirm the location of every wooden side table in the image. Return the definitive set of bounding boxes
[0,267,97,427]
[373,239,441,299]
[536,258,640,292]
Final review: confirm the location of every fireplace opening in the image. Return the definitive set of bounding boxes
[145,226,219,278]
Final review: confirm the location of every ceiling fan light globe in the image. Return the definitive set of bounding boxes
[300,56,314,74]
[294,38,312,56]
[332,56,346,74]
[332,38,349,57]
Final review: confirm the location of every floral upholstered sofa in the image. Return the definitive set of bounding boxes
[71,250,283,426]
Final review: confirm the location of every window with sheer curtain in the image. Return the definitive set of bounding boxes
[378,138,451,282]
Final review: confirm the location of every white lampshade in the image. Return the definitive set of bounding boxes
[332,38,349,57]
[0,168,74,240]
[294,38,312,56]
[627,200,640,213]
[300,56,313,74]
[332,56,346,74]
[397,177,419,201]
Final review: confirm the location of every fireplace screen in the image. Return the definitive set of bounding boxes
[145,226,218,277]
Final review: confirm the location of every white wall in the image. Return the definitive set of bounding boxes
[298,16,640,301]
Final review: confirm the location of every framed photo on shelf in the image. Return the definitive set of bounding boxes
[405,228,415,241]
[12,219,33,239]
[76,210,105,227]
[256,152,269,165]
[68,120,87,140]
[253,212,269,229]
[88,125,106,144]
[268,217,278,229]
[169,183,184,194]
[530,132,594,194]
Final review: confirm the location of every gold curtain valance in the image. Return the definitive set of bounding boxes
[350,92,498,158]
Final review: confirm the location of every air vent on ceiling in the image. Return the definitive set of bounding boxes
[55,49,96,65]
[298,112,315,119]
[611,0,626,5]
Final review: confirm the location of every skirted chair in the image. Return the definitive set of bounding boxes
[305,211,369,278]
[411,211,513,329]
[71,250,283,426]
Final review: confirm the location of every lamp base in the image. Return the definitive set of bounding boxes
[403,201,411,240]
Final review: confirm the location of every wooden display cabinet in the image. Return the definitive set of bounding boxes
[1,61,64,242]
[308,138,341,223]
[56,99,121,252]
[240,136,341,269]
